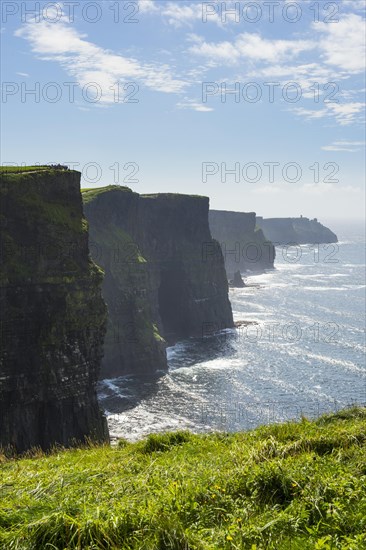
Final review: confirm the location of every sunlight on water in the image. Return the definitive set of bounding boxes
[98,223,366,440]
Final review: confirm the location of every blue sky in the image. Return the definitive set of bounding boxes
[1,0,365,220]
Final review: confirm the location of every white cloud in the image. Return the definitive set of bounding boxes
[176,98,213,112]
[293,101,365,126]
[137,0,159,13]
[333,141,366,146]
[187,21,365,126]
[15,15,187,103]
[341,0,366,11]
[314,14,366,73]
[322,140,366,152]
[327,102,366,125]
[161,3,204,28]
[322,145,359,152]
[189,33,316,64]
[137,1,222,27]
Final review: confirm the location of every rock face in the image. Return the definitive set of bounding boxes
[256,217,338,245]
[0,168,109,453]
[83,187,234,378]
[229,271,246,288]
[209,210,275,275]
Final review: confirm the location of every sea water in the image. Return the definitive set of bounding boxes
[98,221,366,440]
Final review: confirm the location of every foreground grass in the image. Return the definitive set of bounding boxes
[1,408,365,549]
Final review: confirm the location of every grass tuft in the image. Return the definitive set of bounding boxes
[0,408,365,549]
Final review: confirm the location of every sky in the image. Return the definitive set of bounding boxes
[1,0,365,221]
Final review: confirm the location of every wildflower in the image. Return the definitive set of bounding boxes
[227,535,233,541]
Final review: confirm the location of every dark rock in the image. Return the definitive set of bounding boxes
[229,271,246,288]
[83,187,234,378]
[0,169,109,453]
[209,210,275,275]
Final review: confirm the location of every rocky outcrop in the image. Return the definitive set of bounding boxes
[0,168,109,453]
[209,210,275,275]
[83,187,234,378]
[256,217,338,245]
[229,271,246,288]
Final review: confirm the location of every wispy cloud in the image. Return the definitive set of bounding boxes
[293,102,365,126]
[322,141,366,152]
[176,98,213,112]
[161,2,204,28]
[137,1,221,27]
[341,0,366,11]
[137,0,159,13]
[15,13,187,103]
[313,14,366,73]
[186,11,365,125]
[189,33,316,65]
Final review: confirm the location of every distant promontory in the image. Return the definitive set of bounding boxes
[256,216,338,245]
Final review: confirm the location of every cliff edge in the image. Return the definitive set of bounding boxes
[256,216,338,245]
[83,187,234,378]
[0,167,109,452]
[209,210,275,276]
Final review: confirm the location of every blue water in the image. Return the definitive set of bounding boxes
[98,222,366,440]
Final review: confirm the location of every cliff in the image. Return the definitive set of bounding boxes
[83,187,233,378]
[256,217,338,245]
[209,210,275,275]
[0,167,109,453]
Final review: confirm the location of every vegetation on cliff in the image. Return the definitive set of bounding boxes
[0,167,108,452]
[1,408,365,549]
[83,186,233,377]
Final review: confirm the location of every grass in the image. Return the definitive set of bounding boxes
[81,185,132,203]
[141,193,207,200]
[0,407,365,549]
[0,165,51,173]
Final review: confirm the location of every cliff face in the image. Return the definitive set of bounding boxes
[82,187,167,379]
[83,187,233,378]
[139,194,233,341]
[0,168,109,453]
[209,210,275,276]
[256,217,338,245]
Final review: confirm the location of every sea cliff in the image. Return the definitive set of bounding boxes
[256,216,338,245]
[0,167,109,452]
[209,210,275,275]
[83,187,234,378]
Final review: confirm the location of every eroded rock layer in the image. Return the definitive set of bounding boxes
[83,187,234,378]
[209,210,275,276]
[0,169,109,452]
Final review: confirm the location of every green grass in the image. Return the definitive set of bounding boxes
[1,407,365,549]
[141,193,207,200]
[81,185,132,203]
[0,165,52,173]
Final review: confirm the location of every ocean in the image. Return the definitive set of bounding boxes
[98,221,366,441]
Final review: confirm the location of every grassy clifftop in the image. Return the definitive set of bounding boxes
[1,408,365,549]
